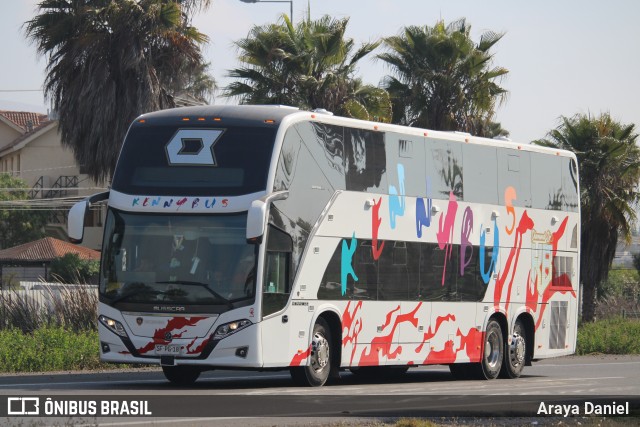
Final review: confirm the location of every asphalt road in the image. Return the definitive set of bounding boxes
[0,355,638,425]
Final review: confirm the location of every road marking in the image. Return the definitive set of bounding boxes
[0,373,291,389]
[538,361,640,367]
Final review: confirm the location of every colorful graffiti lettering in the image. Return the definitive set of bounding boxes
[371,197,385,260]
[205,198,216,208]
[436,192,458,286]
[479,218,500,284]
[460,207,474,275]
[388,164,405,229]
[341,233,359,296]
[505,186,517,235]
[494,211,534,312]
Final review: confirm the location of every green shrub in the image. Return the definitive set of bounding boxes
[0,327,105,372]
[577,317,640,355]
[49,253,99,284]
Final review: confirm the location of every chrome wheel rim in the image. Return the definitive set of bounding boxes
[310,332,329,373]
[509,331,526,367]
[485,330,501,369]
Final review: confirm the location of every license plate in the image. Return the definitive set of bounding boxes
[155,344,182,355]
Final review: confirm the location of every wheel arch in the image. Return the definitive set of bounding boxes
[317,309,342,373]
[514,312,535,366]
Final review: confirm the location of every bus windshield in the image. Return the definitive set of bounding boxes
[100,209,256,309]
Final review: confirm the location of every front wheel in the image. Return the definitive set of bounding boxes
[500,318,526,378]
[290,318,332,387]
[162,365,201,385]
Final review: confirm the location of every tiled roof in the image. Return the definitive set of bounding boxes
[0,237,100,263]
[0,110,49,132]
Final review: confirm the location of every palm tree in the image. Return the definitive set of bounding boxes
[534,113,640,322]
[378,19,508,135]
[25,0,213,183]
[224,15,391,122]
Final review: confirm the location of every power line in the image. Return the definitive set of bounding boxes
[0,89,43,93]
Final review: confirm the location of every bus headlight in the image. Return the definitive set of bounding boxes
[213,319,252,340]
[99,315,128,338]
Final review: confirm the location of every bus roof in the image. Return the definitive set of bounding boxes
[136,105,575,161]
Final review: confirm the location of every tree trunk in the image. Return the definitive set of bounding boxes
[581,281,597,322]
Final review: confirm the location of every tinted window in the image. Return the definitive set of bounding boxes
[426,138,463,199]
[319,238,487,302]
[463,144,498,204]
[531,152,563,210]
[112,125,276,196]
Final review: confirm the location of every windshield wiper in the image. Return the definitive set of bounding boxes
[155,281,233,309]
[109,288,162,305]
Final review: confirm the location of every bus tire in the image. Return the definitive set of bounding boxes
[500,318,526,379]
[475,319,503,380]
[162,365,201,385]
[290,317,332,387]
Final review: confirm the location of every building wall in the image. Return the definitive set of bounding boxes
[0,124,21,150]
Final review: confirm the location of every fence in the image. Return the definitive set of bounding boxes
[0,283,98,332]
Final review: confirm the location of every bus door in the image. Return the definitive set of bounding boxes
[260,225,293,367]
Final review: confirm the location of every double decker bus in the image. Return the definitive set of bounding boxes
[69,105,580,386]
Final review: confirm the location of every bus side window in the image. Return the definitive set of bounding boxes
[263,225,293,318]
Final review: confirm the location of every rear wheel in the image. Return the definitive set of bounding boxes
[290,318,332,387]
[500,318,526,378]
[474,319,503,380]
[162,365,201,385]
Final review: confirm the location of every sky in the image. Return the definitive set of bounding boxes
[1,0,639,143]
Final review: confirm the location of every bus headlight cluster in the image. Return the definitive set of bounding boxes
[213,319,252,340]
[98,315,128,338]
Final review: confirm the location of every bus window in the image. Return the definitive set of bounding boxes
[531,152,563,210]
[498,150,532,208]
[463,145,498,205]
[425,139,463,200]
[344,128,387,193]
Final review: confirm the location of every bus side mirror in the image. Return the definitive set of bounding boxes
[68,200,88,243]
[246,191,289,243]
[67,191,110,244]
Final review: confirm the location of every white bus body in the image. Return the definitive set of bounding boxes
[69,105,580,386]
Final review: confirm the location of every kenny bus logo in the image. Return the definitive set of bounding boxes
[7,397,39,415]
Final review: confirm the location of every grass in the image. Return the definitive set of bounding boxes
[0,326,104,372]
[576,317,640,355]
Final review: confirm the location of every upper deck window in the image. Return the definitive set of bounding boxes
[112,124,276,196]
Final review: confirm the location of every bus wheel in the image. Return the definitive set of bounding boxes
[162,365,201,385]
[500,318,526,379]
[477,319,503,380]
[290,318,332,387]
